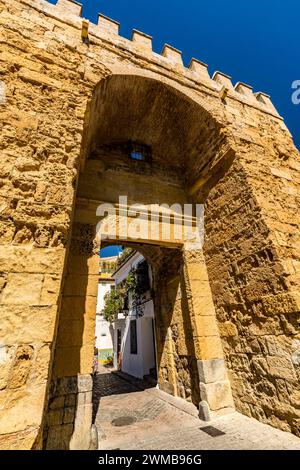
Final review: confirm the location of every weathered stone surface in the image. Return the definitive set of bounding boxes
[40,274,61,305]
[0,346,15,390]
[0,305,57,345]
[9,345,34,389]
[56,316,96,349]
[65,394,76,407]
[197,336,225,360]
[55,377,78,396]
[262,291,300,315]
[89,424,98,450]
[63,274,99,298]
[251,357,269,377]
[0,384,46,434]
[0,0,299,450]
[219,321,238,337]
[77,374,93,393]
[0,274,43,305]
[200,381,234,411]
[198,400,211,421]
[18,67,61,88]
[69,403,93,450]
[45,424,74,450]
[47,409,63,427]
[0,247,65,274]
[267,356,297,381]
[0,427,39,450]
[197,359,227,384]
[63,407,76,424]
[49,396,65,410]
[29,344,51,385]
[53,344,94,378]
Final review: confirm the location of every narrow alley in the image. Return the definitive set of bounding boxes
[93,366,300,451]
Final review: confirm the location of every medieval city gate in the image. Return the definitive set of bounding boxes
[0,0,299,450]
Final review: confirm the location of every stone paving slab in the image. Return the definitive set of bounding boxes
[93,371,300,451]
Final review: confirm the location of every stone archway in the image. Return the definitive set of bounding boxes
[43,74,235,449]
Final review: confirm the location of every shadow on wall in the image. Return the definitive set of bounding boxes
[109,323,114,351]
[153,247,200,406]
[41,236,203,449]
[42,224,93,450]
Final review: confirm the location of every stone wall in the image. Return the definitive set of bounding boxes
[0,0,299,449]
[203,154,300,435]
[0,0,93,449]
[43,374,94,450]
[42,222,98,449]
[148,247,233,418]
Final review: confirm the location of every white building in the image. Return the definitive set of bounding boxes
[95,256,117,363]
[113,251,157,380]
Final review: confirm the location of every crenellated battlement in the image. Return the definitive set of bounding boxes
[97,13,120,36]
[25,0,278,117]
[56,0,82,16]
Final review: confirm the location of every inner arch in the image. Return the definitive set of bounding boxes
[81,74,231,197]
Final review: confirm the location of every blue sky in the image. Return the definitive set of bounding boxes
[48,1,299,258]
[100,245,122,258]
[49,0,299,148]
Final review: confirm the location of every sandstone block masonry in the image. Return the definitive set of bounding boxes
[0,0,299,449]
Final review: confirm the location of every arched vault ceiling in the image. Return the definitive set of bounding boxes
[86,75,227,179]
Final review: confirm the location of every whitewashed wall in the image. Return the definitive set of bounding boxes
[95,281,114,352]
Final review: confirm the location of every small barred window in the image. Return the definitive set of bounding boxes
[129,142,152,162]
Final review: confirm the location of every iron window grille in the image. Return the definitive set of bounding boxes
[130,319,138,354]
[129,142,152,162]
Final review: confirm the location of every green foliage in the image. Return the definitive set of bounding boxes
[106,354,113,363]
[125,269,146,318]
[101,260,151,321]
[115,248,134,269]
[101,285,125,323]
[125,271,136,290]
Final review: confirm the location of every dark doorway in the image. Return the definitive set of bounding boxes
[151,318,158,380]
[117,328,122,370]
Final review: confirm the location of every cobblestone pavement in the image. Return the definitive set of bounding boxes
[93,368,300,450]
